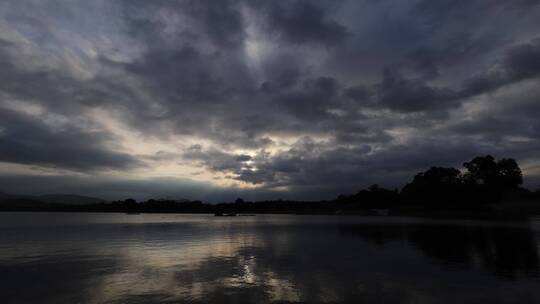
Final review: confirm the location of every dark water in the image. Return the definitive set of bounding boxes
[1,213,540,303]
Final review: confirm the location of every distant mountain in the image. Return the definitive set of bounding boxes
[0,192,35,201]
[38,194,106,205]
[0,192,105,205]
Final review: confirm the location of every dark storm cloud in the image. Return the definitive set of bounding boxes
[266,76,342,121]
[345,37,540,113]
[185,137,377,192]
[252,0,351,46]
[181,128,540,196]
[0,108,141,171]
[122,0,247,49]
[461,38,540,98]
[412,0,540,24]
[0,36,150,117]
[233,137,486,192]
[406,0,540,82]
[1,0,540,199]
[183,144,252,173]
[184,0,247,48]
[0,39,79,111]
[451,81,540,141]
[373,70,459,112]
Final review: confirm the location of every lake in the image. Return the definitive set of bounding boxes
[1,212,540,303]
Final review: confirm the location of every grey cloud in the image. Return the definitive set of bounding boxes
[0,37,151,118]
[0,108,142,171]
[374,70,459,112]
[122,0,246,49]
[406,31,499,80]
[142,151,182,162]
[269,76,341,121]
[344,37,540,114]
[186,133,534,197]
[461,38,540,98]
[188,0,246,48]
[412,0,540,26]
[248,0,350,46]
[234,154,252,162]
[0,0,540,200]
[450,81,540,141]
[183,145,253,173]
[213,137,375,190]
[503,38,540,80]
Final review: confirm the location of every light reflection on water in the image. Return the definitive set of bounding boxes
[1,212,540,303]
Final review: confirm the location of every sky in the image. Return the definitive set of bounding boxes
[1,0,540,201]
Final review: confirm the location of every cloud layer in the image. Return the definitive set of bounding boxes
[1,0,540,200]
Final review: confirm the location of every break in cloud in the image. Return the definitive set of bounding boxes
[1,0,540,201]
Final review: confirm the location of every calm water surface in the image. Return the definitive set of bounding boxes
[1,212,540,303]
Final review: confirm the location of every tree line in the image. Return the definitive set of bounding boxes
[338,155,527,207]
[2,155,540,217]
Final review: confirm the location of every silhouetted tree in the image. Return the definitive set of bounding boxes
[124,198,137,204]
[368,184,381,192]
[401,167,465,205]
[463,155,522,189]
[124,198,138,212]
[401,156,524,205]
[413,167,462,185]
[463,155,523,202]
[463,155,499,185]
[496,158,523,189]
[336,184,399,209]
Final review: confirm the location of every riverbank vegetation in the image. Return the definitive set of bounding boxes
[2,155,540,218]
